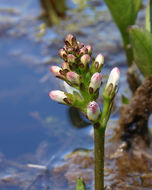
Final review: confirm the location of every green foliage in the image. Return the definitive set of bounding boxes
[129,27,152,77]
[146,0,152,33]
[104,0,142,66]
[76,178,86,190]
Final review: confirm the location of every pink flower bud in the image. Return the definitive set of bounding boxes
[106,67,120,89]
[49,90,67,104]
[89,72,102,93]
[87,101,101,121]
[77,41,84,49]
[65,34,77,47]
[79,47,88,56]
[62,62,70,70]
[66,71,80,84]
[58,49,67,60]
[50,66,63,77]
[86,45,92,55]
[67,54,76,63]
[80,54,90,66]
[67,47,73,54]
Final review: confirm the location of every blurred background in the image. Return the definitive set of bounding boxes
[0,0,145,190]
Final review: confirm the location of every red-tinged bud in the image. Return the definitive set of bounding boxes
[89,72,102,94]
[92,53,104,72]
[62,62,70,70]
[79,47,88,56]
[66,71,80,84]
[49,90,67,104]
[80,54,90,67]
[77,41,84,49]
[58,49,67,60]
[50,66,63,77]
[87,101,101,121]
[67,54,76,63]
[86,45,92,55]
[67,47,73,54]
[106,67,120,89]
[65,34,77,47]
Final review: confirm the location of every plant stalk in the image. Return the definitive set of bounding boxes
[94,126,105,190]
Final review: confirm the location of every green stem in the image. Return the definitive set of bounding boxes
[122,34,134,67]
[146,0,152,33]
[94,127,105,190]
[93,98,112,190]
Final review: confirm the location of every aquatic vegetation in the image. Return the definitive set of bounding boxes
[104,0,152,145]
[49,34,120,190]
[40,0,66,25]
[104,0,142,66]
[105,0,152,78]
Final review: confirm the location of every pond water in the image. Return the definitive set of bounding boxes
[0,0,151,190]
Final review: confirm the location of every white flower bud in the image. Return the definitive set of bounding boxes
[93,54,104,72]
[62,62,70,70]
[67,54,76,63]
[106,67,120,89]
[87,101,101,121]
[66,71,80,84]
[58,49,67,60]
[89,72,102,93]
[86,45,92,55]
[49,90,67,104]
[80,54,90,66]
[50,66,63,77]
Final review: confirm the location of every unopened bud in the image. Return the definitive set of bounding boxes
[79,47,88,56]
[106,67,120,89]
[77,41,84,49]
[87,101,101,121]
[58,49,67,60]
[89,72,102,94]
[62,62,70,71]
[80,54,90,67]
[66,71,80,84]
[67,54,76,63]
[86,45,92,55]
[49,90,67,104]
[65,34,77,47]
[92,53,104,72]
[67,47,73,54]
[50,66,63,77]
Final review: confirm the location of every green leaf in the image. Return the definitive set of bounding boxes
[104,0,141,37]
[76,178,86,190]
[129,27,152,77]
[145,0,152,32]
[104,0,142,66]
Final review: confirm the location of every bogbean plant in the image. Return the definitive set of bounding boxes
[49,34,120,190]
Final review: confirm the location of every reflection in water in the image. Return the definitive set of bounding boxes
[40,0,66,26]
[68,107,90,128]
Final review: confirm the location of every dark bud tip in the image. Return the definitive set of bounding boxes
[89,87,93,94]
[63,98,72,105]
[95,62,99,69]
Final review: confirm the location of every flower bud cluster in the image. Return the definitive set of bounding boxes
[49,34,120,125]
